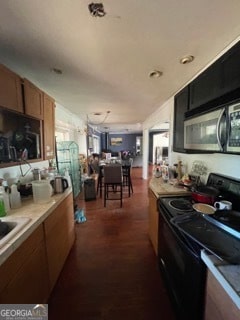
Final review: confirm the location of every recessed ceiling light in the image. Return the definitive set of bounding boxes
[149,70,163,78]
[179,55,194,64]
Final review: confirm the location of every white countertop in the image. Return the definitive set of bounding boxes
[201,249,240,309]
[0,187,73,266]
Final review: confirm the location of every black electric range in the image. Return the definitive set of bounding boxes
[157,173,240,320]
[160,172,240,264]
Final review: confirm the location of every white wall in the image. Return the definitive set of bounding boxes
[171,144,240,183]
[142,98,173,178]
[55,103,87,155]
[157,96,240,183]
[0,160,49,186]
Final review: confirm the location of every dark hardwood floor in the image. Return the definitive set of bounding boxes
[48,167,176,320]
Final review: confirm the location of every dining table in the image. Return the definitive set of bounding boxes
[97,159,133,197]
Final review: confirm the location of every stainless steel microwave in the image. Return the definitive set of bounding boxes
[184,101,240,153]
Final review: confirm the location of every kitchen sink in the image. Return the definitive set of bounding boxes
[0,217,31,249]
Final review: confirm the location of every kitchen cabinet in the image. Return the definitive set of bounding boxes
[189,60,222,110]
[220,40,240,96]
[0,64,23,113]
[0,62,57,165]
[44,193,75,291]
[188,41,240,115]
[43,93,55,160]
[23,78,44,120]
[0,224,49,303]
[0,191,75,302]
[148,188,159,255]
[173,86,189,153]
[204,269,240,320]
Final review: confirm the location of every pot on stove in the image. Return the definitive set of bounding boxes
[191,185,221,205]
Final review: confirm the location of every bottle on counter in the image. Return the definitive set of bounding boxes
[177,160,183,180]
[0,186,10,214]
[9,184,22,209]
[0,188,6,217]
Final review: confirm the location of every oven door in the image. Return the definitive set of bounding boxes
[158,203,206,320]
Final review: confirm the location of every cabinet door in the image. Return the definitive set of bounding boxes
[220,41,240,95]
[204,270,240,320]
[23,79,43,119]
[0,64,23,113]
[44,193,75,292]
[173,86,189,153]
[148,188,158,255]
[43,93,55,159]
[189,61,221,110]
[0,224,49,303]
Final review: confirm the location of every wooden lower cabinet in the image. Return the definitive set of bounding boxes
[148,188,159,255]
[44,193,75,291]
[0,193,75,303]
[0,224,49,303]
[204,270,240,320]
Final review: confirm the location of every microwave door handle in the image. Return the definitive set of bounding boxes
[216,108,225,151]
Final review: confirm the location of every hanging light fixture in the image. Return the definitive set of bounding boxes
[87,110,111,125]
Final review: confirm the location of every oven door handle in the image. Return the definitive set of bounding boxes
[160,209,200,259]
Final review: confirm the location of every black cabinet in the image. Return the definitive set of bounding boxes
[173,86,189,153]
[174,40,240,155]
[220,41,240,96]
[189,61,222,110]
[189,41,240,113]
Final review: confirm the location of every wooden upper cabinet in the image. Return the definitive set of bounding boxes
[0,64,23,113]
[43,93,55,159]
[23,78,44,120]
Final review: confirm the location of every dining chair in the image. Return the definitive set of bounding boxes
[122,158,133,197]
[97,165,104,197]
[103,165,123,207]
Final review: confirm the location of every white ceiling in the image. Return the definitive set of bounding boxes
[1,0,240,133]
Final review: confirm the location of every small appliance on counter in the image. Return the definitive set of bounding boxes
[50,176,68,194]
[18,183,33,197]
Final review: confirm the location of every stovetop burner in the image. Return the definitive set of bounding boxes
[210,210,240,234]
[169,199,193,211]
